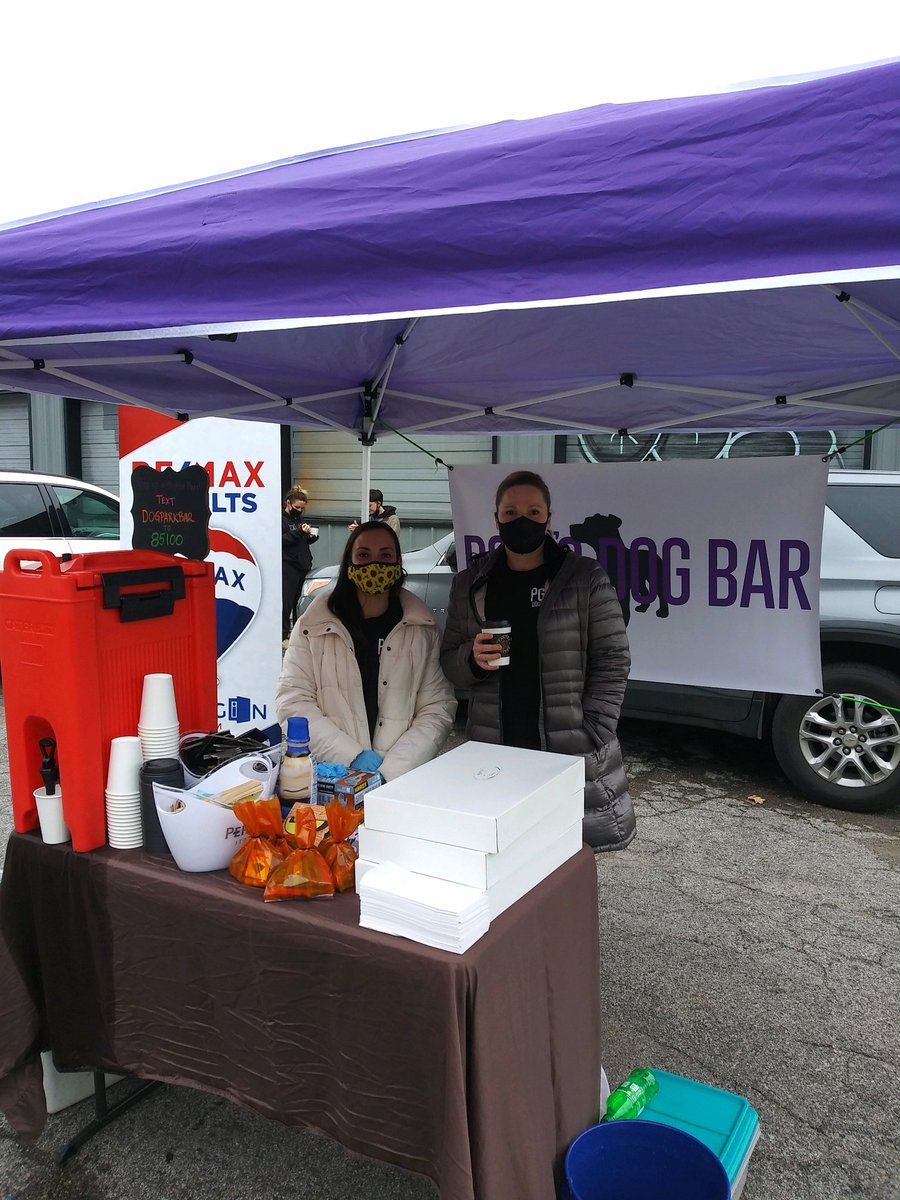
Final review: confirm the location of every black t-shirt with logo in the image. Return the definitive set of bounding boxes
[356,595,403,739]
[485,559,548,750]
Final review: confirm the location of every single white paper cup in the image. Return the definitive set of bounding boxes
[33,787,70,845]
[139,673,179,729]
[106,736,143,796]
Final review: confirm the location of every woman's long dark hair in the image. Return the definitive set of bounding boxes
[328,520,405,647]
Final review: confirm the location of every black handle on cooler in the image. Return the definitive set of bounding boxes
[100,565,187,622]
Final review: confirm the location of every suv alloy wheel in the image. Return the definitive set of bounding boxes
[771,661,900,812]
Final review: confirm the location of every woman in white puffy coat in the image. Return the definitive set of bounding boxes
[276,521,456,781]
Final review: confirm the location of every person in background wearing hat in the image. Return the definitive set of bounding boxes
[282,486,318,647]
[349,489,400,536]
[440,469,634,852]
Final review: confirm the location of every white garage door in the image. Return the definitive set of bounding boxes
[80,399,120,493]
[0,393,32,468]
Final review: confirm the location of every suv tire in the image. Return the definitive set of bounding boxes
[772,661,900,812]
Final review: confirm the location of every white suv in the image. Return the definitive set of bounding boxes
[0,470,119,563]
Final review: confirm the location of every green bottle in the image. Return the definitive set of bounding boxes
[604,1069,659,1121]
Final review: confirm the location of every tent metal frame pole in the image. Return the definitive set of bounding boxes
[357,320,418,522]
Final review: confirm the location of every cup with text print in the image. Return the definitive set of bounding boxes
[481,620,511,667]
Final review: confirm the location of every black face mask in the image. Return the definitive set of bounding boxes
[497,515,548,555]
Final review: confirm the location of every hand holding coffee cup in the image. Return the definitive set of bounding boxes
[477,622,511,669]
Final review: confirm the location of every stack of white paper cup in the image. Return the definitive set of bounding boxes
[138,673,180,761]
[106,735,144,849]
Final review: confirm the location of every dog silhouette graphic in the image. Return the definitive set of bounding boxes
[569,513,670,626]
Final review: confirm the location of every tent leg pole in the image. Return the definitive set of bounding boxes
[361,441,372,524]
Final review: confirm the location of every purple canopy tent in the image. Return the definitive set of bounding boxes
[1,59,899,477]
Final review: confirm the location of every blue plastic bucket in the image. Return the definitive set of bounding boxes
[565,1119,731,1200]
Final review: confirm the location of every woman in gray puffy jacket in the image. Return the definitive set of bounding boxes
[440,470,635,851]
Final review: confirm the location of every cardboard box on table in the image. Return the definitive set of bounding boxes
[362,740,585,852]
[316,767,381,807]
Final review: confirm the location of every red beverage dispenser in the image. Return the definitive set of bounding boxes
[0,549,218,852]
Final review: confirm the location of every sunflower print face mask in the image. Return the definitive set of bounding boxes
[347,561,402,595]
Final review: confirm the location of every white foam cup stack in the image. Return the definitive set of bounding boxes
[33,787,70,845]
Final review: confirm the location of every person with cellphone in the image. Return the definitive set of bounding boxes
[282,486,318,646]
[349,488,400,536]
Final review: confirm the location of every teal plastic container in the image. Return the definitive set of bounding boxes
[636,1070,759,1197]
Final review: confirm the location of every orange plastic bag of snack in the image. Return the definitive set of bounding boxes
[263,804,334,901]
[318,798,364,892]
[228,795,288,887]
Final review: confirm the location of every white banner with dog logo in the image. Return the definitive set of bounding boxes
[449,457,827,695]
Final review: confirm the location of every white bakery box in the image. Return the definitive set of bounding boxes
[358,741,586,920]
[363,740,585,852]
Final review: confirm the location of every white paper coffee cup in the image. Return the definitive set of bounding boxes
[482,622,511,667]
[33,787,70,845]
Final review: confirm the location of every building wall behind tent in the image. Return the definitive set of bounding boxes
[0,394,31,468]
[0,394,121,488]
[1,395,891,570]
[80,400,121,492]
[290,429,494,562]
[565,431,870,469]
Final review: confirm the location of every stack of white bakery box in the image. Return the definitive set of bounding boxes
[356,740,585,953]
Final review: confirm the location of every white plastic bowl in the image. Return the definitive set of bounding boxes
[154,787,248,872]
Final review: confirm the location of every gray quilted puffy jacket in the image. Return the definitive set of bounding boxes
[439,540,636,852]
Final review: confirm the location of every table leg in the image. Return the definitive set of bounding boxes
[58,1074,163,1164]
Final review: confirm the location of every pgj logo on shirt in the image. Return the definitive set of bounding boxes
[209,528,262,659]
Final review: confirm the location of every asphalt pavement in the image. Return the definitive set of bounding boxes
[0,700,897,1200]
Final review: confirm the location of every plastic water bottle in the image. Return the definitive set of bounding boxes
[603,1069,659,1121]
[278,716,317,804]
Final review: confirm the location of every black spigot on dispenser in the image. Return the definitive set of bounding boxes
[38,737,60,796]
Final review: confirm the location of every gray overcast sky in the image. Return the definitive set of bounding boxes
[4,0,898,224]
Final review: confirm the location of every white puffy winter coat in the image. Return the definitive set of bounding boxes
[276,588,456,781]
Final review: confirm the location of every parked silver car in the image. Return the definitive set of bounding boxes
[297,471,900,813]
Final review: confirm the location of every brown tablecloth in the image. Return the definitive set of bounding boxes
[0,833,601,1200]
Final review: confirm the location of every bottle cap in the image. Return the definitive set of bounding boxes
[286,716,310,744]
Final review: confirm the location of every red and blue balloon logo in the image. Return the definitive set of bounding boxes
[209,528,261,659]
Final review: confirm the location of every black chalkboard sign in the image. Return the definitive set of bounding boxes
[130,465,211,560]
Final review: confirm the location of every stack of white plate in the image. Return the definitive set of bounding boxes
[138,673,180,760]
[106,735,143,849]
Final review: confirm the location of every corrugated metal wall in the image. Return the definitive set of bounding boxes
[290,429,494,563]
[80,399,121,492]
[0,394,31,467]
